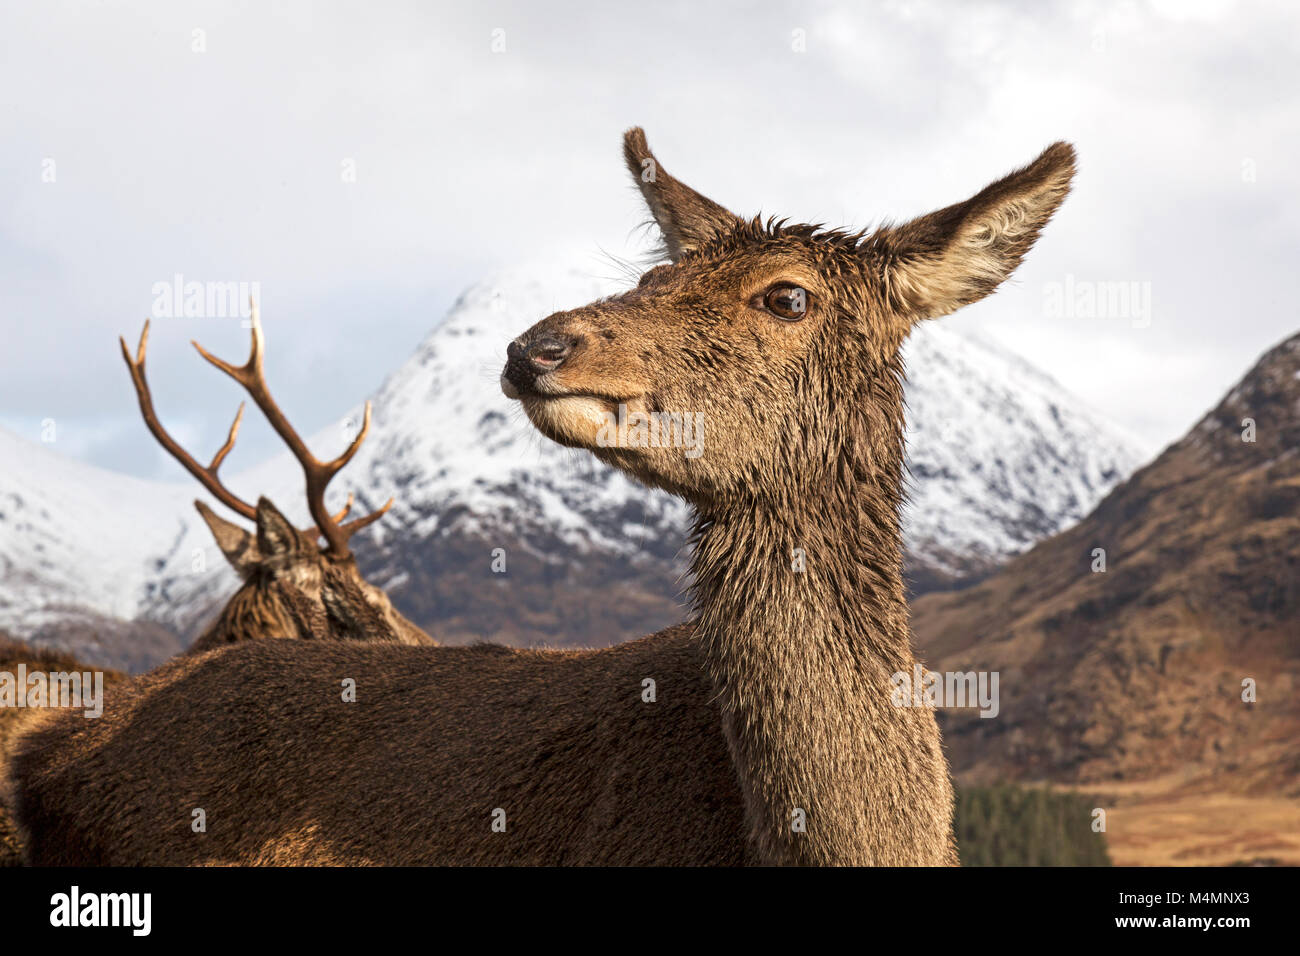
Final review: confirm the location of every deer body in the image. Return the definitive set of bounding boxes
[10,129,1074,865]
[14,628,749,865]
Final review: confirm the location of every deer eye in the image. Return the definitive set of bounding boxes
[759,284,810,321]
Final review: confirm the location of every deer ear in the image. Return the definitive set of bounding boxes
[254,497,302,560]
[623,127,740,261]
[194,500,260,577]
[870,142,1076,322]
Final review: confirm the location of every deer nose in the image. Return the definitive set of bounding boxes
[502,334,577,396]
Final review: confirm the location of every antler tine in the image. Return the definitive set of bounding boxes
[209,402,247,473]
[325,404,397,546]
[120,320,258,521]
[188,298,385,559]
[329,492,355,524]
[309,490,392,547]
[317,406,395,549]
[327,401,373,476]
[339,496,394,539]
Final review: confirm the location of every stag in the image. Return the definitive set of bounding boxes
[119,304,433,649]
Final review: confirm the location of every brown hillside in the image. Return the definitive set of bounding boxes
[911,333,1300,859]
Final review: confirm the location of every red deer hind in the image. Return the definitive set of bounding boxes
[8,130,1073,865]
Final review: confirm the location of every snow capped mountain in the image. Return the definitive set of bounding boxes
[0,428,192,667]
[0,427,180,624]
[0,258,1147,666]
[901,324,1146,586]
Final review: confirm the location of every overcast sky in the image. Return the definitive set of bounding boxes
[1,0,1296,479]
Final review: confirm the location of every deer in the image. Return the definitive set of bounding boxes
[0,308,437,865]
[7,129,1074,866]
[119,307,435,651]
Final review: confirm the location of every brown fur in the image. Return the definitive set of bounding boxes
[8,129,1073,865]
[14,629,747,865]
[0,637,128,865]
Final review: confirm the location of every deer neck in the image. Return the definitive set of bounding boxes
[689,404,945,865]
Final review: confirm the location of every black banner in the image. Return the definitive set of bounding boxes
[0,865,1281,942]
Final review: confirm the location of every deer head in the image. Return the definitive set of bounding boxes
[120,304,432,649]
[501,128,1075,513]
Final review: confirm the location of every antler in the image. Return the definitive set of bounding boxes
[121,300,392,559]
[121,320,257,521]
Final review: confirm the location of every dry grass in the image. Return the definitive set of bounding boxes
[1092,776,1300,866]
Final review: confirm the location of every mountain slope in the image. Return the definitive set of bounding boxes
[911,332,1300,804]
[902,324,1144,589]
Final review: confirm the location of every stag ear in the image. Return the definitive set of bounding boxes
[623,127,740,261]
[871,142,1076,322]
[195,500,260,577]
[254,497,303,560]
